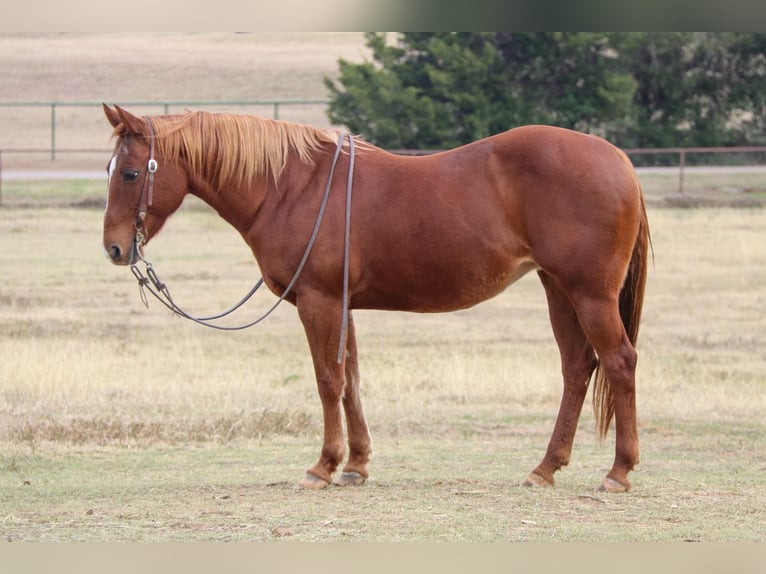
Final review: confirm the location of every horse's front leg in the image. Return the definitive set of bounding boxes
[336,311,372,486]
[295,291,347,489]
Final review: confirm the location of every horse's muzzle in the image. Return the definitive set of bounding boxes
[107,243,123,263]
[105,240,140,266]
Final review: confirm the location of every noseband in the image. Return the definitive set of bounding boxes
[128,127,356,364]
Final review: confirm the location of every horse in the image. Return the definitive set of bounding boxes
[101,104,650,492]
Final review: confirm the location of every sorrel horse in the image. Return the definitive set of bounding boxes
[102,104,650,492]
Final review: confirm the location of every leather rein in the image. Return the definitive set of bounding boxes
[128,120,356,364]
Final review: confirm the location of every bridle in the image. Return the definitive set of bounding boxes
[133,119,158,251]
[127,121,356,363]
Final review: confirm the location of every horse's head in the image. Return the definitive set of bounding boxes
[102,104,189,265]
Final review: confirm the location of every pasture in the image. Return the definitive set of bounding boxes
[1,32,764,543]
[1,186,765,541]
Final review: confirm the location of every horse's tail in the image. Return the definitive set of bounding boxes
[592,179,652,440]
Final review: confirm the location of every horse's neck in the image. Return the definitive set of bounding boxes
[188,171,267,237]
[186,140,334,242]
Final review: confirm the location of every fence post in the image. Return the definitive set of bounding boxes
[50,103,57,161]
[0,149,3,207]
[273,102,280,120]
[678,149,685,194]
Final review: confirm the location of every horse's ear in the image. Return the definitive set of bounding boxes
[103,104,122,128]
[114,105,146,136]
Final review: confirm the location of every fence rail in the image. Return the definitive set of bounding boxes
[1,98,765,205]
[2,145,766,207]
[0,99,330,161]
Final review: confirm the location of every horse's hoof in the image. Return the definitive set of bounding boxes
[334,471,367,486]
[522,472,554,488]
[597,476,630,493]
[294,473,331,490]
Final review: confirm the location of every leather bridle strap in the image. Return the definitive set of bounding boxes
[134,118,158,246]
[129,131,356,365]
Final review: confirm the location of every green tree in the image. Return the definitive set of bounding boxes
[720,32,766,145]
[325,33,514,149]
[616,32,766,149]
[490,32,637,134]
[325,33,637,149]
[326,32,766,151]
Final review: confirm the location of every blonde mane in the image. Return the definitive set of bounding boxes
[141,111,339,190]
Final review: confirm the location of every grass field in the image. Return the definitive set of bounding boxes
[1,32,765,543]
[1,199,765,541]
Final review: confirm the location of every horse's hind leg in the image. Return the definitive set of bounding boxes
[572,293,639,492]
[525,271,597,487]
[336,311,372,486]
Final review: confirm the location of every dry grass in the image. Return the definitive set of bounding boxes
[2,204,765,443]
[0,203,561,446]
[638,209,766,420]
[640,170,766,208]
[1,33,365,102]
[1,203,765,541]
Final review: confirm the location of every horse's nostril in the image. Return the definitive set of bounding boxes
[109,244,122,262]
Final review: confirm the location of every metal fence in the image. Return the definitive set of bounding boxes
[0,99,330,161]
[5,145,765,207]
[382,146,766,196]
[1,99,766,206]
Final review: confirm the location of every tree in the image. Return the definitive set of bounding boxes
[612,32,766,149]
[325,33,517,149]
[325,33,637,148]
[720,33,766,145]
[326,32,766,150]
[490,32,637,135]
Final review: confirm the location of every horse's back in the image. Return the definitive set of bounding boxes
[493,125,638,197]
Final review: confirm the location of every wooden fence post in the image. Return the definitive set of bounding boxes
[678,149,686,194]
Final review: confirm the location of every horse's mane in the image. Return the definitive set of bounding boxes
[133,111,340,190]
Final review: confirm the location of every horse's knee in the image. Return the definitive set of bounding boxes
[316,374,344,404]
[601,341,637,389]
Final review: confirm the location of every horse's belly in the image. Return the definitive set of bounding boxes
[435,256,539,311]
[356,254,538,313]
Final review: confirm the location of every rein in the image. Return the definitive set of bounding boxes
[129,127,356,363]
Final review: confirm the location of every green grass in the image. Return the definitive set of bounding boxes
[0,179,105,207]
[2,419,763,541]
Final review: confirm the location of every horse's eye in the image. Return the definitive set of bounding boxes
[122,169,140,182]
